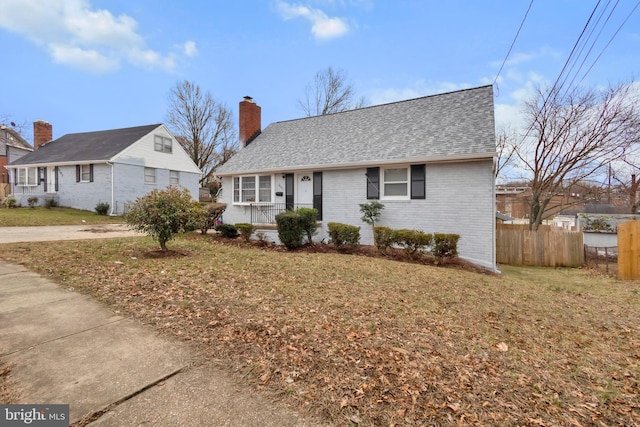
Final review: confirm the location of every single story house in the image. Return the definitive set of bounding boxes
[216,85,498,271]
[6,122,201,214]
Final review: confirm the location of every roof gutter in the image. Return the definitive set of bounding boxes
[215,152,497,176]
[6,160,109,169]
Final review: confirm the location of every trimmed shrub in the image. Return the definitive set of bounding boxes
[373,226,395,254]
[95,202,110,215]
[201,203,226,234]
[216,223,239,238]
[432,233,460,260]
[327,222,360,250]
[3,196,17,208]
[394,229,433,259]
[296,207,318,244]
[44,198,58,208]
[27,197,38,208]
[275,210,305,249]
[235,223,255,242]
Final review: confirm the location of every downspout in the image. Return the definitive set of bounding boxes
[106,161,115,215]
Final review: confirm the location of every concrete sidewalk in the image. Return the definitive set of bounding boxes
[0,261,324,426]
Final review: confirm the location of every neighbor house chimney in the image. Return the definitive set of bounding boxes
[33,120,52,149]
[239,96,261,148]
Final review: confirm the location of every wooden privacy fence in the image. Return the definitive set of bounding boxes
[496,224,584,267]
[618,221,640,280]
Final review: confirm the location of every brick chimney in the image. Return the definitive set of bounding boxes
[33,120,52,149]
[239,96,261,148]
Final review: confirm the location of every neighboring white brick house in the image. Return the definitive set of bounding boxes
[217,87,497,271]
[6,124,201,214]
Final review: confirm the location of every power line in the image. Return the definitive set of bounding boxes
[493,0,534,93]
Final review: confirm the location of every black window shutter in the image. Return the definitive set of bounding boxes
[89,164,94,182]
[285,173,294,210]
[313,172,322,220]
[366,167,380,199]
[55,167,59,191]
[13,169,17,185]
[42,168,47,192]
[76,165,80,182]
[411,164,426,199]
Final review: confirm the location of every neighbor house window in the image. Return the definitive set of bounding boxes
[382,167,409,198]
[17,167,37,186]
[144,167,156,184]
[233,175,271,203]
[154,135,172,153]
[169,170,180,186]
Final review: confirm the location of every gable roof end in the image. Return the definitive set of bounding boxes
[8,124,162,166]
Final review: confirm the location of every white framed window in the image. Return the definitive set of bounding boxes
[382,167,409,199]
[144,167,156,184]
[80,164,91,182]
[169,170,180,186]
[233,175,271,203]
[154,135,172,153]
[258,175,271,202]
[17,167,37,186]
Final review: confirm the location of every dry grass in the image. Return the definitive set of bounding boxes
[1,234,639,425]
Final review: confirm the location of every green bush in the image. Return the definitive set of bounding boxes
[124,187,200,251]
[373,226,395,254]
[327,222,360,250]
[27,197,38,208]
[432,233,460,260]
[235,223,255,242]
[275,210,305,249]
[44,198,58,209]
[94,201,110,215]
[394,229,433,259]
[296,207,318,244]
[215,223,239,238]
[2,196,17,208]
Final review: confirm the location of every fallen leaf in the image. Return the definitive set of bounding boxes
[495,342,508,352]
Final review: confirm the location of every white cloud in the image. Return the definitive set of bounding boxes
[183,41,198,57]
[276,1,349,40]
[0,0,195,73]
[368,80,472,105]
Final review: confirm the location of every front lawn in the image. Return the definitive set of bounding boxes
[0,206,123,226]
[1,234,638,425]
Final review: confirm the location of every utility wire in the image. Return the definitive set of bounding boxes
[577,0,640,87]
[493,0,534,94]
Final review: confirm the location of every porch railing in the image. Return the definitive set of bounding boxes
[250,203,313,224]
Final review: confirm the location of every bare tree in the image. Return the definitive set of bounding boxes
[166,81,237,185]
[298,67,368,116]
[495,126,519,182]
[516,82,640,230]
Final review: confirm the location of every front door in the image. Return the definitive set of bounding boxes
[47,167,56,193]
[296,173,313,207]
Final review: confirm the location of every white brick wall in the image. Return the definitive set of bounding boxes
[220,160,496,270]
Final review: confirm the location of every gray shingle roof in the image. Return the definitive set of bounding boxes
[217,85,495,175]
[9,124,162,166]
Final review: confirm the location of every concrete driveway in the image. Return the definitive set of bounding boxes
[0,223,144,244]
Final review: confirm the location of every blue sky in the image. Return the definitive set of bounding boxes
[0,0,639,144]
